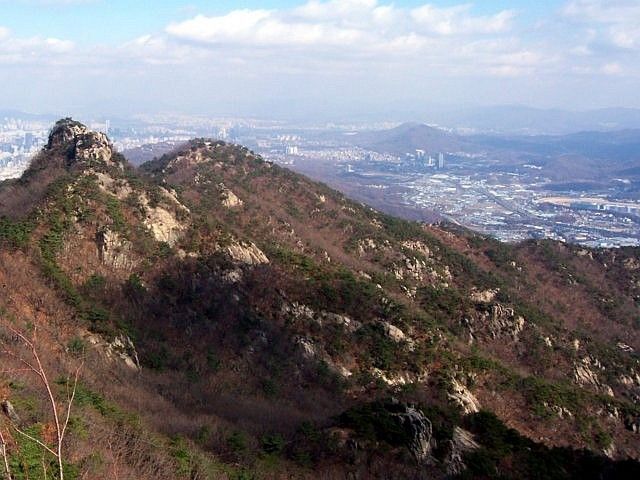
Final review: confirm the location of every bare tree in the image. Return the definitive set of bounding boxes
[0,426,11,480]
[1,323,82,480]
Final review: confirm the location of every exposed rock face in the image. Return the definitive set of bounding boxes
[296,336,318,361]
[282,302,315,321]
[47,118,117,168]
[166,141,222,170]
[489,304,525,340]
[617,342,635,353]
[542,401,574,419]
[574,356,614,397]
[227,241,269,265]
[624,257,640,271]
[282,302,361,333]
[401,240,431,258]
[444,427,480,475]
[144,205,186,246]
[75,132,113,164]
[137,190,187,246]
[219,183,243,208]
[393,255,451,286]
[1,400,21,425]
[386,401,434,463]
[87,333,141,371]
[47,118,88,149]
[294,336,352,378]
[357,238,378,256]
[448,378,481,414]
[222,268,243,284]
[96,228,134,270]
[92,171,133,200]
[470,289,499,304]
[625,415,640,434]
[370,368,428,387]
[465,303,525,342]
[382,322,408,343]
[618,369,640,391]
[394,256,428,282]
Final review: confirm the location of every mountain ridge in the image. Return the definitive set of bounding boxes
[0,119,639,479]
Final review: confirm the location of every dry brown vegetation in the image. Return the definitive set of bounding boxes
[0,124,638,478]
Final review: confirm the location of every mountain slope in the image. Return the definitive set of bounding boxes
[0,119,639,479]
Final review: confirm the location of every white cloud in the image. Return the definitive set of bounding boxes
[160,0,529,77]
[563,0,640,23]
[0,28,75,65]
[166,1,515,49]
[1,0,638,115]
[166,10,368,48]
[564,0,640,49]
[410,4,514,36]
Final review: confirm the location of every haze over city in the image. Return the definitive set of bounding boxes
[1,0,639,119]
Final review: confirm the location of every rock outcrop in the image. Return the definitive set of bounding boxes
[219,183,243,208]
[399,408,433,463]
[470,288,499,304]
[1,400,21,425]
[86,333,141,371]
[444,427,480,475]
[574,356,614,397]
[139,189,190,246]
[448,378,481,414]
[47,118,118,169]
[96,228,134,270]
[227,241,269,265]
[465,303,525,342]
[386,401,434,463]
[143,204,187,246]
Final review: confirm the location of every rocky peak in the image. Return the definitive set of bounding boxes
[46,118,88,149]
[46,118,118,169]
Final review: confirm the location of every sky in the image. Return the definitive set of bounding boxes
[0,0,639,119]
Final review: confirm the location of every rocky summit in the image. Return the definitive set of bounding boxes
[0,120,639,479]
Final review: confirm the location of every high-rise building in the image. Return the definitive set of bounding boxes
[438,153,445,169]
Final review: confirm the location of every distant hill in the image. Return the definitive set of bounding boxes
[347,122,467,154]
[436,106,640,135]
[345,122,640,182]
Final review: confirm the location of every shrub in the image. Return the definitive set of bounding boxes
[261,433,286,454]
[67,337,86,356]
[227,432,248,454]
[83,274,106,293]
[106,197,127,233]
[0,216,32,249]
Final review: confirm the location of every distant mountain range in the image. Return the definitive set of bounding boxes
[432,106,640,135]
[5,105,640,135]
[343,121,640,183]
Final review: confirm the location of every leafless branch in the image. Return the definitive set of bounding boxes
[0,427,11,480]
